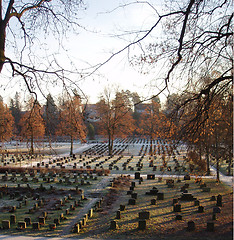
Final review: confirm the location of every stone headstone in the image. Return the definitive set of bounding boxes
[18,221,26,229]
[135,172,140,179]
[32,222,40,230]
[116,210,121,219]
[173,204,181,212]
[138,219,146,230]
[139,211,150,220]
[2,220,10,229]
[151,199,156,205]
[194,200,200,206]
[120,205,126,211]
[38,217,45,225]
[49,223,56,230]
[157,192,164,200]
[216,194,222,207]
[10,215,16,224]
[187,221,195,231]
[198,206,204,213]
[24,217,31,226]
[110,220,118,230]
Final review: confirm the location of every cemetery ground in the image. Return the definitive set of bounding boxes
[0,139,233,240]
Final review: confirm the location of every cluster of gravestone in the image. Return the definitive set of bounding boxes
[72,198,104,233]
[1,184,86,231]
[172,176,223,232]
[109,173,223,232]
[0,153,42,167]
[138,139,176,156]
[0,170,98,187]
[83,143,128,156]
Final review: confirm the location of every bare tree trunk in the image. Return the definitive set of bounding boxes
[70,135,73,156]
[30,133,34,156]
[227,147,232,176]
[108,133,113,156]
[205,148,210,175]
[149,134,153,156]
[0,21,6,73]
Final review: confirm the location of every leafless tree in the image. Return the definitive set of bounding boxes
[0,0,86,98]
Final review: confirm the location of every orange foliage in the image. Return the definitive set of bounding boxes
[0,100,14,142]
[56,95,86,142]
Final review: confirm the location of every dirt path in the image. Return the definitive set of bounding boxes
[60,176,112,236]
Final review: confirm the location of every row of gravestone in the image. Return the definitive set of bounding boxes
[72,197,104,233]
[110,177,222,232]
[1,192,86,231]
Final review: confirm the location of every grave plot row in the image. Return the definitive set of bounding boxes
[0,185,88,232]
[99,174,231,237]
[0,171,100,189]
[0,153,47,167]
[72,198,104,233]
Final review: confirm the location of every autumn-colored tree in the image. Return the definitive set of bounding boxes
[174,74,233,179]
[0,98,14,143]
[56,93,86,155]
[19,97,45,155]
[96,88,135,155]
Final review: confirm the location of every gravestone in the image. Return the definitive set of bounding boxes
[49,223,56,230]
[120,205,126,211]
[39,217,45,225]
[210,196,216,201]
[128,198,136,205]
[110,220,118,230]
[216,194,222,207]
[116,210,121,219]
[18,221,26,229]
[173,204,181,212]
[88,208,93,218]
[2,220,10,229]
[10,215,16,224]
[24,217,31,226]
[198,206,204,213]
[157,192,164,200]
[138,219,146,230]
[187,221,195,231]
[74,224,80,233]
[151,199,156,205]
[139,211,150,220]
[179,193,196,201]
[147,174,155,180]
[32,222,40,230]
[184,175,190,180]
[194,200,200,206]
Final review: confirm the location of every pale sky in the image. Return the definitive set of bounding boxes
[1,0,175,105]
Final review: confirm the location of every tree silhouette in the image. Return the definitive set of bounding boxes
[0,0,86,96]
[96,88,135,155]
[19,97,45,155]
[56,93,86,155]
[0,98,14,143]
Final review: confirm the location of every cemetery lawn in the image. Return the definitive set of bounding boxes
[72,177,233,240]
